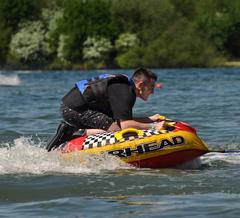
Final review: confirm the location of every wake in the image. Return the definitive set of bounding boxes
[1,137,240,175]
[0,137,130,175]
[0,74,21,86]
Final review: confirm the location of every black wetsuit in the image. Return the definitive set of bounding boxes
[61,74,136,130]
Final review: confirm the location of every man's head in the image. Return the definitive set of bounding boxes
[132,68,158,101]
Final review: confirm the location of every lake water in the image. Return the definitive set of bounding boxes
[0,68,240,217]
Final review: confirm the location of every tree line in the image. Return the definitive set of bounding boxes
[1,0,240,70]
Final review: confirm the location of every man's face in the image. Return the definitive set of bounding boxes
[136,78,156,101]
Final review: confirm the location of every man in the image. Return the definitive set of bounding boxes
[46,68,165,151]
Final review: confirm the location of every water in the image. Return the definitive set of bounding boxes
[0,68,240,217]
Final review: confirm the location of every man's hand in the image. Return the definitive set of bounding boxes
[152,121,166,131]
[149,114,161,122]
[149,114,166,122]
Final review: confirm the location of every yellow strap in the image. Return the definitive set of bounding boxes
[115,128,144,141]
[158,115,166,120]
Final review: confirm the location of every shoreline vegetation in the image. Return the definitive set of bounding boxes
[222,61,240,68]
[1,0,240,71]
[2,60,240,71]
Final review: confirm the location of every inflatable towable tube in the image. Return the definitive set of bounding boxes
[61,120,209,168]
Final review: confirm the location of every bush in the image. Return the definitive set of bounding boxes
[142,19,223,67]
[83,36,112,68]
[115,46,143,68]
[9,21,49,65]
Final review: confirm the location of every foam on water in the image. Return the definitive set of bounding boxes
[0,137,130,175]
[201,152,240,166]
[0,74,21,86]
[177,151,240,170]
[1,137,240,175]
[16,70,42,74]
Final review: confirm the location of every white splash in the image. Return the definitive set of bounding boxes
[16,70,41,74]
[201,152,240,166]
[0,137,130,175]
[0,74,21,86]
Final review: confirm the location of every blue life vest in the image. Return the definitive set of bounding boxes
[74,74,134,116]
[75,74,133,94]
[75,74,111,93]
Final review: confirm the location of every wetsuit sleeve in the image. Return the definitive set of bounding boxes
[108,82,136,120]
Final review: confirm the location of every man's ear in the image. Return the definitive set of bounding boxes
[138,81,144,89]
[134,80,143,96]
[138,82,144,95]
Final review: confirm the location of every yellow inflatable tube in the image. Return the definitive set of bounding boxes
[62,122,209,168]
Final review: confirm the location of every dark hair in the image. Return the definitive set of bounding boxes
[132,67,157,82]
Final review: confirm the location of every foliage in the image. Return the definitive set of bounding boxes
[114,33,140,68]
[115,33,139,52]
[115,46,144,68]
[42,8,63,54]
[0,0,43,30]
[194,0,240,56]
[9,21,49,65]
[8,6,64,67]
[82,37,112,69]
[142,19,222,68]
[53,0,113,62]
[0,22,11,66]
[83,37,112,59]
[0,0,45,65]
[2,0,240,69]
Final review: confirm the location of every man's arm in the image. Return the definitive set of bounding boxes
[132,114,164,123]
[120,119,165,131]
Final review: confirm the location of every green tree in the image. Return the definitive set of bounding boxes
[114,32,140,68]
[110,0,180,68]
[222,0,240,58]
[8,6,63,67]
[145,20,222,67]
[0,0,43,30]
[2,0,240,69]
[0,22,11,66]
[194,0,240,55]
[9,21,50,66]
[170,0,196,20]
[110,0,177,43]
[0,0,45,66]
[83,36,112,68]
[52,0,113,63]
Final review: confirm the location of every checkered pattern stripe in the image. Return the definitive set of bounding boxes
[143,129,161,136]
[82,129,162,150]
[83,132,116,149]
